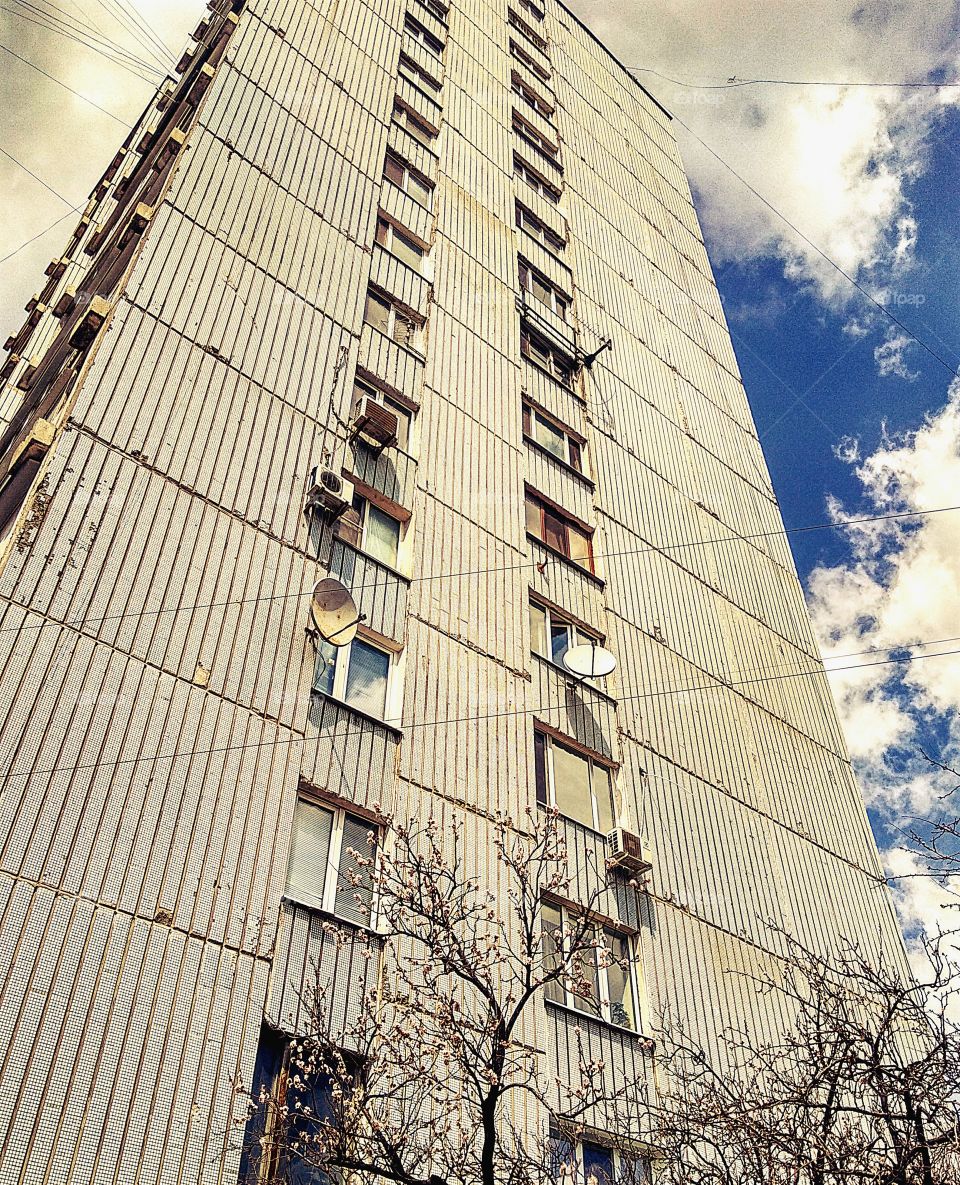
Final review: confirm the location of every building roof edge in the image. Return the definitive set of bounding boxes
[553,0,674,121]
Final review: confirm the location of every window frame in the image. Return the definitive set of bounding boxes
[393,97,438,146]
[351,489,403,568]
[403,13,445,54]
[528,597,599,668]
[398,51,441,96]
[314,632,397,722]
[542,900,640,1031]
[510,38,550,81]
[519,260,569,320]
[534,728,614,834]
[522,402,583,470]
[284,792,380,924]
[375,215,427,272]
[383,151,434,210]
[364,287,423,351]
[353,373,413,452]
[515,200,565,254]
[508,8,548,51]
[511,74,553,118]
[513,113,558,159]
[550,1130,650,1185]
[513,154,561,203]
[520,326,574,386]
[413,0,448,23]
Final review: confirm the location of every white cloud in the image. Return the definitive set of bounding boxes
[0,1,200,337]
[807,379,960,937]
[874,327,920,380]
[567,0,959,321]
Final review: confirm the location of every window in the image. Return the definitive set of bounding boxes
[314,634,394,720]
[523,403,582,470]
[241,1026,367,1185]
[383,152,434,209]
[519,261,568,319]
[515,201,565,253]
[364,287,422,350]
[513,115,559,161]
[508,9,548,51]
[511,74,553,118]
[529,599,598,670]
[375,216,426,271]
[513,154,560,203]
[285,794,377,924]
[414,0,448,22]
[534,729,613,832]
[510,38,550,81]
[403,14,444,54]
[518,0,544,19]
[521,327,574,385]
[542,902,638,1030]
[525,492,592,569]
[354,374,413,450]
[351,490,401,566]
[550,1132,650,1185]
[399,52,441,95]
[393,98,437,146]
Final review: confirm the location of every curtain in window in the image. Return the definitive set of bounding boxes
[551,742,593,828]
[286,799,334,911]
[334,812,376,925]
[365,503,399,566]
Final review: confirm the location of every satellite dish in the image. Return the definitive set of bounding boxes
[310,578,362,646]
[563,643,617,680]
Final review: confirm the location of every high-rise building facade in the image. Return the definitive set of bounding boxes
[0,0,907,1181]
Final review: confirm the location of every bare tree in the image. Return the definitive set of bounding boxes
[905,754,960,887]
[650,933,960,1185]
[240,810,652,1185]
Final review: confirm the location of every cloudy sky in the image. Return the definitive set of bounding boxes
[3,1,960,941]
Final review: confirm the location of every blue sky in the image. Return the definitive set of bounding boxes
[712,105,960,581]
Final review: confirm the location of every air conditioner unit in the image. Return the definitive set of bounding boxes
[306,468,354,518]
[352,396,399,449]
[606,828,652,876]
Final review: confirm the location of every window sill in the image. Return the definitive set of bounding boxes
[309,689,404,738]
[526,532,605,588]
[280,895,384,940]
[544,998,653,1047]
[364,320,426,364]
[522,433,594,488]
[520,355,581,401]
[536,798,612,841]
[531,650,617,704]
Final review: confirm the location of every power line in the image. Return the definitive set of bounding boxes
[0,206,83,266]
[87,0,174,71]
[0,146,80,207]
[9,0,164,72]
[0,41,129,123]
[3,642,958,786]
[2,1,162,80]
[1,500,955,638]
[629,66,960,91]
[110,0,176,62]
[665,109,960,380]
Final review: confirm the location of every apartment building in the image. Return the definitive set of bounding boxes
[0,0,907,1181]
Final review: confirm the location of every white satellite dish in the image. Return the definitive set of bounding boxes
[563,642,617,680]
[310,577,362,646]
